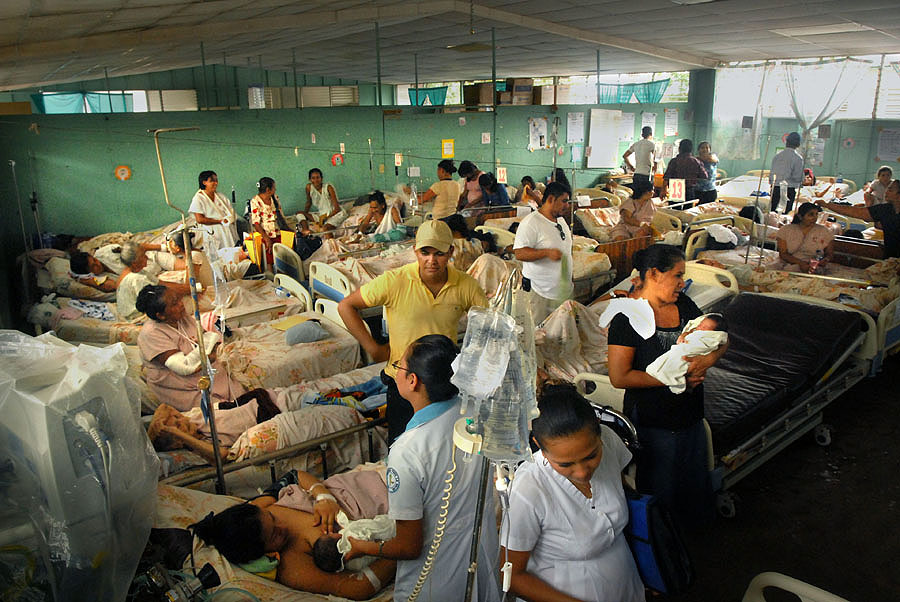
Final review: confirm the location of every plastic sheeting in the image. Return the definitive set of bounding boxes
[0,331,159,601]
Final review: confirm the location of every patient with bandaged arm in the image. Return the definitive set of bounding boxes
[189,465,396,599]
[646,313,728,394]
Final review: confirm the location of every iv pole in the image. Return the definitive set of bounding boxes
[150,127,228,495]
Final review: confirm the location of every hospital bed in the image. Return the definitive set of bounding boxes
[155,464,395,602]
[158,362,389,498]
[218,303,363,391]
[574,292,874,517]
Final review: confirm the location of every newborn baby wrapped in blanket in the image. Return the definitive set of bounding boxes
[599,299,728,394]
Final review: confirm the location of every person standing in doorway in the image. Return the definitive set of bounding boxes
[338,220,487,443]
[513,181,573,325]
[623,126,658,187]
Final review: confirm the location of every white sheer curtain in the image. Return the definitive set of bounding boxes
[712,63,773,160]
[782,58,871,159]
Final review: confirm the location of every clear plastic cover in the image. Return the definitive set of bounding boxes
[452,307,537,462]
[0,331,160,601]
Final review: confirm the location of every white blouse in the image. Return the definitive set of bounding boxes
[502,425,645,602]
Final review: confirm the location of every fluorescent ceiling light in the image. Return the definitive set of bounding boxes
[772,23,874,36]
[670,0,718,5]
[446,43,493,52]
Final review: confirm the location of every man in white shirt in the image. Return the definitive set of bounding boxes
[623,126,657,187]
[769,131,804,213]
[514,181,573,325]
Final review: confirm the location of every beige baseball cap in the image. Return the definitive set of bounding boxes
[415,220,453,253]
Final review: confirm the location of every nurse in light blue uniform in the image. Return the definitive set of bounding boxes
[345,335,501,602]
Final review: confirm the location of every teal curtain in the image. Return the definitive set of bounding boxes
[632,79,670,103]
[408,86,448,106]
[597,83,632,103]
[85,92,133,113]
[594,79,669,104]
[31,92,86,114]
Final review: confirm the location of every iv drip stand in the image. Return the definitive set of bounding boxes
[150,127,228,495]
[9,160,31,252]
[28,153,43,248]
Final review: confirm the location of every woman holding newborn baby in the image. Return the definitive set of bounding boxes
[606,245,728,523]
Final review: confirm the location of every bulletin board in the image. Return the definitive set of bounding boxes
[586,109,623,168]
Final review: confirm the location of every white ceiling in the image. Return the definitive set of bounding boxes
[1,0,899,91]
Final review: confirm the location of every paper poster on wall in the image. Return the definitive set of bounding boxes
[340,142,345,153]
[808,138,826,167]
[571,144,583,163]
[641,112,657,132]
[618,112,635,141]
[566,112,585,144]
[664,108,679,136]
[459,117,466,126]
[586,109,623,168]
[497,167,508,184]
[528,117,549,150]
[441,139,455,159]
[394,153,403,167]
[481,132,491,144]
[875,128,900,161]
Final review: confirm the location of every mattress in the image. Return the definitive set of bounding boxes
[703,293,864,452]
[218,311,361,390]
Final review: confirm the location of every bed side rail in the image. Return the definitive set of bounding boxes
[160,417,388,488]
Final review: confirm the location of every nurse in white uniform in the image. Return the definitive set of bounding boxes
[501,384,645,602]
[189,170,238,252]
[344,335,501,602]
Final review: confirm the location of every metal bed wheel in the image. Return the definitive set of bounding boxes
[716,491,738,518]
[814,424,833,447]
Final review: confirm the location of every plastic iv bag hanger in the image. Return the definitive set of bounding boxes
[451,306,537,463]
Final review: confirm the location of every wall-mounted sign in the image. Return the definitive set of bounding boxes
[114,165,131,181]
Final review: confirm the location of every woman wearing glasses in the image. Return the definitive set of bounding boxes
[342,335,501,602]
[610,180,656,242]
[513,181,573,324]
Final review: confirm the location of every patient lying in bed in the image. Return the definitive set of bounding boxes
[646,313,728,394]
[148,384,387,464]
[190,465,395,599]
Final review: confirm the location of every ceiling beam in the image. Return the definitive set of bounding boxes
[462,1,721,69]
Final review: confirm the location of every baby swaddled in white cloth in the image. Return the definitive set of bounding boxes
[646,314,728,394]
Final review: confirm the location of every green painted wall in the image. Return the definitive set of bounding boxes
[0,86,693,327]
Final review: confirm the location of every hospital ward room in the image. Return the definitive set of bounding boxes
[2,3,900,602]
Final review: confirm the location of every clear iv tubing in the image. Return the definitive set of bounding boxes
[406,440,459,602]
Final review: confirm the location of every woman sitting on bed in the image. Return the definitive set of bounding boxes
[250,176,289,259]
[357,190,401,234]
[610,180,656,241]
[775,202,834,273]
[442,213,484,271]
[136,283,245,411]
[190,466,396,599]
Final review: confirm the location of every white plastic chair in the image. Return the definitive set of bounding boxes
[272,242,302,281]
[742,572,850,602]
[272,274,312,313]
[314,298,376,364]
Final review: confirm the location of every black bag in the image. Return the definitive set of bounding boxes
[625,492,695,596]
[705,238,736,251]
[739,205,764,224]
[293,230,323,260]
